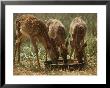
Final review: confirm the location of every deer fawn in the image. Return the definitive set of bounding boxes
[14,14,59,68]
[69,17,87,64]
[46,19,68,64]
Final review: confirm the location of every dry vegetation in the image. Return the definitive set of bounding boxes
[13,13,97,75]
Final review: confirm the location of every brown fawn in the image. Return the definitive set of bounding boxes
[69,17,87,64]
[46,19,68,64]
[14,14,59,68]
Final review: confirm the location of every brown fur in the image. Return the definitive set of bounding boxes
[69,17,87,63]
[14,15,59,68]
[46,19,68,64]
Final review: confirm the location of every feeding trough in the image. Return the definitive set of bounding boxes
[44,57,85,71]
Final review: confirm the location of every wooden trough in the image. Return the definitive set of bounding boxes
[44,58,85,71]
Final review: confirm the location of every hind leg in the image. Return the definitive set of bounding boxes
[14,34,22,63]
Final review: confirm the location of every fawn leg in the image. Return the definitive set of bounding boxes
[14,42,17,63]
[46,51,47,61]
[14,37,21,63]
[81,39,87,64]
[70,48,74,60]
[14,29,22,63]
[70,41,74,60]
[45,49,48,61]
[14,35,19,63]
[17,40,21,63]
[14,42,20,63]
[31,39,41,68]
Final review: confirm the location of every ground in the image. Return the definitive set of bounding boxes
[13,58,96,75]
